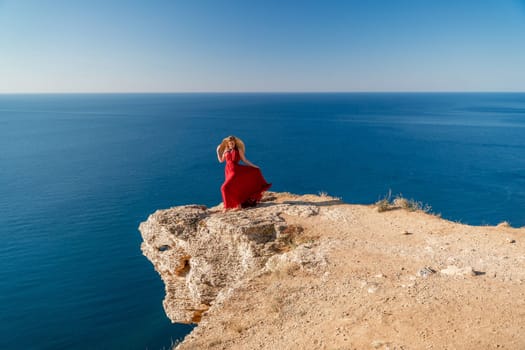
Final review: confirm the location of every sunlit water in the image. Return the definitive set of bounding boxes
[1,93,524,349]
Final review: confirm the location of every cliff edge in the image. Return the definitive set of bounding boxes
[139,192,525,349]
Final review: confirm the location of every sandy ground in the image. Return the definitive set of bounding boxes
[175,193,525,350]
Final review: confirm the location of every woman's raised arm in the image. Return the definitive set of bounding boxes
[216,145,224,163]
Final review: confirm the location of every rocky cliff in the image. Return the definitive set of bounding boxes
[139,192,525,349]
[139,192,326,324]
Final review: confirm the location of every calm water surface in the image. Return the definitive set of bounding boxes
[1,93,524,349]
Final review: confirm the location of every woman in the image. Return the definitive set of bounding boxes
[216,136,271,211]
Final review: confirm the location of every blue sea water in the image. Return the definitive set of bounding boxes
[1,93,524,349]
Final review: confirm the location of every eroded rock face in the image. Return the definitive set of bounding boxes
[139,196,321,323]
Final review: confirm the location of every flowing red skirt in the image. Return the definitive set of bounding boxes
[221,153,271,209]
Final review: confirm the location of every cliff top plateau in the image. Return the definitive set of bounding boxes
[139,192,525,350]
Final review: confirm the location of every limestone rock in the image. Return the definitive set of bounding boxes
[138,193,325,324]
[440,265,476,277]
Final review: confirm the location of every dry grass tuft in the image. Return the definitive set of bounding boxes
[497,221,511,228]
[375,190,432,214]
[318,191,342,200]
[392,197,410,209]
[375,198,392,212]
[375,190,393,212]
[394,195,432,212]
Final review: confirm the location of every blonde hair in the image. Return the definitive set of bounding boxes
[218,135,245,155]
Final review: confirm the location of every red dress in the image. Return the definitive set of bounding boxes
[221,148,272,209]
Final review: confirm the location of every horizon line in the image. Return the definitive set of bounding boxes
[1,90,525,95]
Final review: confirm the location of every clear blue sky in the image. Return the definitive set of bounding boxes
[1,0,525,92]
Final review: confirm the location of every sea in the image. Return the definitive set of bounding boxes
[1,93,524,349]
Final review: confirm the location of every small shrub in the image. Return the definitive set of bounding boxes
[375,189,393,212]
[393,196,409,209]
[375,198,392,212]
[394,194,432,213]
[497,221,511,228]
[375,190,432,214]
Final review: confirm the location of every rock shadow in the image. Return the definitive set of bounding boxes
[257,199,343,207]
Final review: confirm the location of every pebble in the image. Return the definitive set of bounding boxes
[417,266,436,278]
[507,238,516,244]
[371,340,385,348]
[440,265,475,277]
[368,284,379,294]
